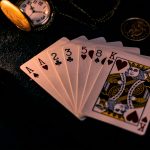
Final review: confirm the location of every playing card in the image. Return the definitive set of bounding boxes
[78,41,140,116]
[88,37,106,43]
[58,36,88,113]
[71,35,88,44]
[32,37,78,111]
[75,38,125,116]
[107,41,123,47]
[46,38,78,110]
[20,58,74,114]
[78,46,108,116]
[61,43,79,112]
[90,38,140,54]
[82,49,150,135]
[73,37,108,114]
[62,36,107,115]
[88,37,123,46]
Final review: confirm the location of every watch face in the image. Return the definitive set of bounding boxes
[19,0,51,26]
[0,0,31,31]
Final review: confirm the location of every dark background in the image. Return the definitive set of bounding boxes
[0,0,150,149]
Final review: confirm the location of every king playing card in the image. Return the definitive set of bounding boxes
[83,50,150,135]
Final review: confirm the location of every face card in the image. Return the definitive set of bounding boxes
[20,58,73,114]
[80,43,140,109]
[78,40,139,116]
[76,38,124,116]
[71,37,137,116]
[83,49,150,135]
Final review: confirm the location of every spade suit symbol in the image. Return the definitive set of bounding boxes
[88,50,94,59]
[33,73,39,78]
[95,58,99,63]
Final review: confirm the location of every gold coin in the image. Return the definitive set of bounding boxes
[121,17,150,41]
[0,0,31,31]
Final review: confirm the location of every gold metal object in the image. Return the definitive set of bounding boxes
[0,0,31,31]
[0,0,53,31]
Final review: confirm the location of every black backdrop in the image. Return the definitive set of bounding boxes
[0,0,150,149]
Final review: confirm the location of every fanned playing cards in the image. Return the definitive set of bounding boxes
[20,35,150,135]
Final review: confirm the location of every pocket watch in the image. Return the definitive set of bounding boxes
[0,0,54,31]
[0,0,31,31]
